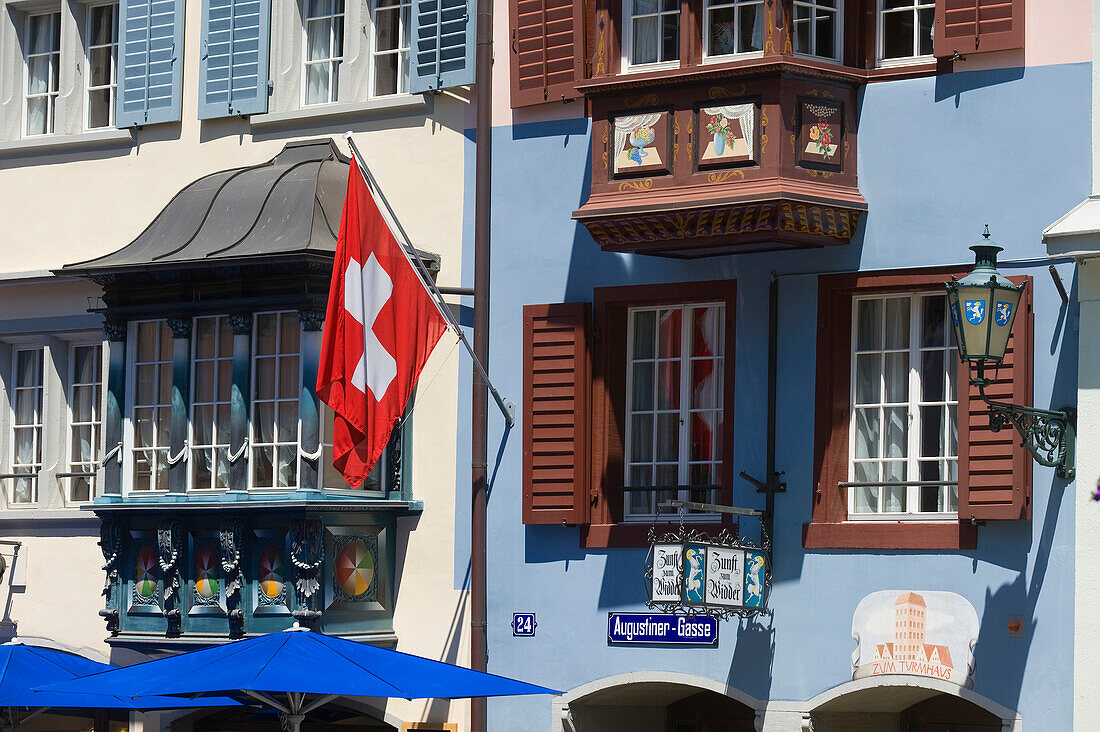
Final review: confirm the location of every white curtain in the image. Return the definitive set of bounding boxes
[613,113,662,162]
[701,103,755,157]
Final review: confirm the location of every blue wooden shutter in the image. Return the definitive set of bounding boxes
[198,0,271,119]
[409,0,476,93]
[116,0,184,127]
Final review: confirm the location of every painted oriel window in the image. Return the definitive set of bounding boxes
[69,344,103,503]
[303,0,345,105]
[792,0,840,60]
[190,316,234,491]
[85,3,118,129]
[849,293,958,517]
[131,320,174,492]
[624,304,724,519]
[703,0,764,58]
[372,0,411,96]
[626,0,680,67]
[251,311,301,489]
[10,348,44,504]
[878,0,934,63]
[24,12,61,136]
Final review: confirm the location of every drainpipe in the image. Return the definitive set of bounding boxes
[471,0,493,728]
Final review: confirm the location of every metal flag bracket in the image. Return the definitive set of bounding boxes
[341,132,515,428]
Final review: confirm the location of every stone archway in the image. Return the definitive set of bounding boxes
[555,672,765,732]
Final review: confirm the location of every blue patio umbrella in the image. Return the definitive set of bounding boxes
[0,643,239,729]
[39,626,559,731]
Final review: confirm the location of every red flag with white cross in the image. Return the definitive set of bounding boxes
[317,156,448,486]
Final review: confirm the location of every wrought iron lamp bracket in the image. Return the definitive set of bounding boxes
[972,366,1076,480]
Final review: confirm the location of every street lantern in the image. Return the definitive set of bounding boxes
[945,227,1025,366]
[945,226,1075,481]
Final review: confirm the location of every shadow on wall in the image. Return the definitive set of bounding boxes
[934,65,1025,106]
[970,268,1077,715]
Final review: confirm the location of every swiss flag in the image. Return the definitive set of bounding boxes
[317,157,448,487]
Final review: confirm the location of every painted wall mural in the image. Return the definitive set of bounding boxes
[612,111,670,177]
[699,103,755,167]
[851,590,979,688]
[797,96,843,172]
[133,544,159,607]
[333,535,378,602]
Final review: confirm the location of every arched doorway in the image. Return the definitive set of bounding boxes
[559,673,763,732]
[804,677,1019,732]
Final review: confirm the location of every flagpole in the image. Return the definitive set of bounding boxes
[341,133,515,429]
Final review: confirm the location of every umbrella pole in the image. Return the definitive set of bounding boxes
[280,692,304,732]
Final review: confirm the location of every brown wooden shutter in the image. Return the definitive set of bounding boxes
[509,0,585,107]
[957,277,1033,521]
[523,303,591,524]
[934,0,1025,58]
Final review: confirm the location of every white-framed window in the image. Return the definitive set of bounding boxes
[190,316,233,491]
[703,0,764,60]
[623,0,680,69]
[250,311,301,489]
[24,11,61,136]
[371,0,410,96]
[792,0,840,60]
[84,2,118,130]
[67,343,104,503]
[9,348,44,505]
[623,303,724,520]
[303,0,345,106]
[129,320,173,493]
[320,405,387,495]
[877,0,934,65]
[848,293,958,519]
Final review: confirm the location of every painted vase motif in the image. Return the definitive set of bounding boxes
[627,126,654,165]
[713,131,726,156]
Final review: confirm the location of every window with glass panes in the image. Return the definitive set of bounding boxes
[625,0,680,67]
[878,0,933,63]
[24,12,61,136]
[849,293,958,518]
[130,320,173,492]
[372,0,410,96]
[9,348,44,504]
[251,312,300,489]
[704,0,764,58]
[624,304,724,519]
[68,344,103,503]
[792,0,839,60]
[85,3,118,129]
[320,405,387,494]
[303,0,345,105]
[190,316,233,491]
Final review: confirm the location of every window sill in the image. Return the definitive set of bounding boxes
[250,96,431,129]
[802,521,977,550]
[0,128,134,158]
[582,522,733,549]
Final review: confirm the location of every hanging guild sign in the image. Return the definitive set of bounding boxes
[646,533,769,620]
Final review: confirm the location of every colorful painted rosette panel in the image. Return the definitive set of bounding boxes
[259,545,285,601]
[194,544,220,603]
[335,540,375,600]
[133,545,159,603]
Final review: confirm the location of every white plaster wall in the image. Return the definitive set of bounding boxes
[0,0,471,725]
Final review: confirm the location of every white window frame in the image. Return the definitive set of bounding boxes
[791,0,842,62]
[876,0,935,68]
[701,0,765,63]
[369,0,411,98]
[23,9,62,137]
[621,0,682,72]
[188,315,233,492]
[847,292,958,522]
[83,1,118,130]
[301,0,346,106]
[8,347,45,506]
[623,303,724,523]
[124,319,174,495]
[248,310,303,491]
[65,340,107,505]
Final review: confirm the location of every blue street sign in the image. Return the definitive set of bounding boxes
[512,613,536,637]
[607,613,718,646]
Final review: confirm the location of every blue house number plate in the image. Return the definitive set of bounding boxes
[513,613,536,637]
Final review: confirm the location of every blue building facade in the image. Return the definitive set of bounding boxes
[474,1,1089,728]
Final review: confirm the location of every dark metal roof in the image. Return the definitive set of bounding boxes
[63,139,349,274]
